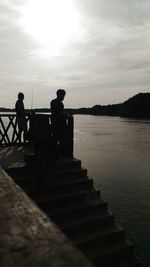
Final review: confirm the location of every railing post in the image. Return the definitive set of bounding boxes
[67,115,74,158]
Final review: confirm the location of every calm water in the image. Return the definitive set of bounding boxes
[74,115,150,267]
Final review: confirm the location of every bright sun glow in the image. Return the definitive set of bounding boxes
[22,0,80,54]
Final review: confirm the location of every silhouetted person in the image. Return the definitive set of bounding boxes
[15,92,27,143]
[50,89,68,156]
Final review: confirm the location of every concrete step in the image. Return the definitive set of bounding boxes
[60,210,114,235]
[113,257,143,267]
[56,158,82,170]
[24,154,82,170]
[25,178,94,197]
[44,198,103,215]
[35,190,101,210]
[6,166,28,177]
[72,224,125,249]
[8,168,88,184]
[49,168,88,180]
[87,240,134,266]
[48,202,108,225]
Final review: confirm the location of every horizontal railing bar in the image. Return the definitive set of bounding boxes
[0,113,51,117]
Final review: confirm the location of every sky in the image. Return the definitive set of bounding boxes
[0,0,150,108]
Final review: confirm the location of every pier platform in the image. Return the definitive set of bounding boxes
[0,145,142,267]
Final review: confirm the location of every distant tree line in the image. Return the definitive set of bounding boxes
[68,93,150,118]
[0,93,150,118]
[66,93,150,118]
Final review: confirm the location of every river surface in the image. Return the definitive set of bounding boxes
[74,115,150,267]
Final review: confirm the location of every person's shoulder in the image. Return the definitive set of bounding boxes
[51,98,58,105]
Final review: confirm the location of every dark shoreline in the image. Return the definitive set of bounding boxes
[1,92,150,118]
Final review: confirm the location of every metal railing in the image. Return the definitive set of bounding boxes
[0,113,74,157]
[0,113,30,146]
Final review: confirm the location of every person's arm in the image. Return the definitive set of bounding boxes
[15,101,20,116]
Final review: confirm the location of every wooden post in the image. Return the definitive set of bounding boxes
[67,115,74,158]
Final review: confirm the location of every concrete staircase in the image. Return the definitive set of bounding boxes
[6,157,142,267]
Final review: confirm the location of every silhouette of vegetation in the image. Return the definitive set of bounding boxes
[118,93,150,118]
[65,93,150,118]
[1,93,150,118]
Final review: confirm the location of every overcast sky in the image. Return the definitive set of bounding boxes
[0,0,150,108]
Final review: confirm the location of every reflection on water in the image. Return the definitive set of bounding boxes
[74,115,150,267]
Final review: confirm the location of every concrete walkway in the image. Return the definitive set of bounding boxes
[0,146,33,169]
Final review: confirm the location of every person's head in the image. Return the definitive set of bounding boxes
[18,92,24,101]
[56,89,66,101]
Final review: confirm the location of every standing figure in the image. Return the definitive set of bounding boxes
[15,92,27,143]
[50,89,67,156]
